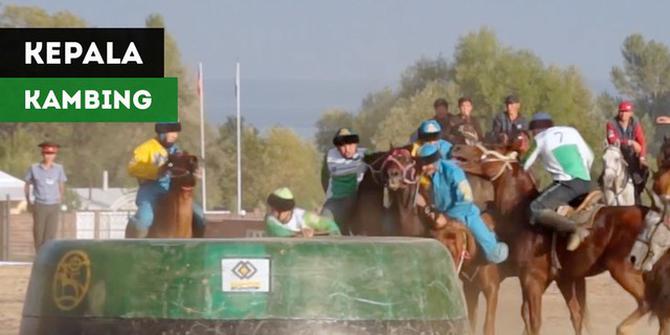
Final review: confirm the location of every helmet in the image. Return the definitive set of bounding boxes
[155,122,182,133]
[529,112,554,131]
[618,101,633,112]
[332,128,359,146]
[267,187,295,211]
[417,143,440,166]
[418,120,442,141]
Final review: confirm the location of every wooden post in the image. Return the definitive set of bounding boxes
[94,211,100,240]
[1,194,10,260]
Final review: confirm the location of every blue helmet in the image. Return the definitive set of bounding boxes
[529,112,554,131]
[417,143,441,166]
[418,119,442,141]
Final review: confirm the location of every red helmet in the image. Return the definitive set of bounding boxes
[618,101,633,112]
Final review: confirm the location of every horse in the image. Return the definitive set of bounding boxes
[427,192,505,335]
[451,143,650,335]
[147,152,199,238]
[347,146,427,236]
[602,144,636,206]
[642,135,670,334]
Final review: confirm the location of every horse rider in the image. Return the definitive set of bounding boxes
[125,122,205,238]
[445,97,484,144]
[409,98,453,143]
[320,128,367,231]
[417,143,509,263]
[606,101,649,205]
[486,95,528,145]
[265,187,341,237]
[411,119,453,160]
[521,112,594,251]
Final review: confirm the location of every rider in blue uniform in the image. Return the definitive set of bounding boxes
[418,143,508,263]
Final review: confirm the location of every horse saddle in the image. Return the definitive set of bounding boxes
[556,190,604,229]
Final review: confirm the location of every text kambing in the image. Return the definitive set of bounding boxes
[25,90,152,110]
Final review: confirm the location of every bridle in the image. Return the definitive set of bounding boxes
[366,149,418,186]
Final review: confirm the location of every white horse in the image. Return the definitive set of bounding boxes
[602,144,635,206]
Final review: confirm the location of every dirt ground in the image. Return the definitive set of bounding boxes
[0,263,659,335]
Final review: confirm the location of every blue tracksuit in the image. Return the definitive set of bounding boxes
[429,159,503,262]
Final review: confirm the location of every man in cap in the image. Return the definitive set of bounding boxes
[522,112,594,251]
[24,141,67,252]
[125,122,205,238]
[487,95,528,145]
[605,101,649,204]
[320,128,367,231]
[445,97,484,145]
[411,119,453,160]
[265,187,341,237]
[417,143,508,263]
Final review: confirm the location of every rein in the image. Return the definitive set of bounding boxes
[475,143,519,182]
[365,149,418,186]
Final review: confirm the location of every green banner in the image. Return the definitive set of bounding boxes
[0,78,177,122]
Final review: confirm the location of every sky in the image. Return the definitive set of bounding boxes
[9,0,670,137]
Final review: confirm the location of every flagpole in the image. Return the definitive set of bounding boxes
[198,62,207,212]
[236,62,242,215]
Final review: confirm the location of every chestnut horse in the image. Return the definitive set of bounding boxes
[347,147,427,237]
[642,135,670,334]
[452,144,650,335]
[148,152,199,238]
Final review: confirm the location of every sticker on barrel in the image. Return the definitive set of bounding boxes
[221,258,270,292]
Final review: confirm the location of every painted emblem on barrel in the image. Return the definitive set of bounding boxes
[221,258,270,292]
[52,250,91,311]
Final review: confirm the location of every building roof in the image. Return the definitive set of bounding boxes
[72,188,137,211]
[0,170,26,201]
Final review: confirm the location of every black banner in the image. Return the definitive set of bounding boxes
[0,28,164,77]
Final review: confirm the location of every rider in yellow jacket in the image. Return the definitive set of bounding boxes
[125,122,205,238]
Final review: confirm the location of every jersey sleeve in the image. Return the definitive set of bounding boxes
[606,122,620,145]
[265,216,296,237]
[128,144,160,180]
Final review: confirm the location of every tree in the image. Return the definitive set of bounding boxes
[314,109,355,153]
[354,88,396,148]
[398,56,450,99]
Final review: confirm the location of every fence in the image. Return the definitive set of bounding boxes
[0,209,266,262]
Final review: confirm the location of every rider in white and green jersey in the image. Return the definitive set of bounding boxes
[265,187,341,237]
[522,112,594,251]
[320,128,367,231]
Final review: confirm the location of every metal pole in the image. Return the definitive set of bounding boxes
[198,62,207,212]
[236,62,242,214]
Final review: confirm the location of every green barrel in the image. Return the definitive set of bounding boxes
[20,237,468,335]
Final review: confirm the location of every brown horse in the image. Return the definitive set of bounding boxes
[148,152,199,238]
[643,136,670,334]
[429,204,504,335]
[452,143,650,335]
[347,147,428,236]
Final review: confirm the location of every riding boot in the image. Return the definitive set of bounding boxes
[534,209,577,233]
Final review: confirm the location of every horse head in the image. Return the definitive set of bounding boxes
[451,144,519,181]
[602,144,628,193]
[167,152,198,191]
[381,147,417,191]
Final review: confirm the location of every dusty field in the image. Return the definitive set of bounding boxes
[0,263,659,335]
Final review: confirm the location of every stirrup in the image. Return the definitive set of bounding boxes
[566,227,589,251]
